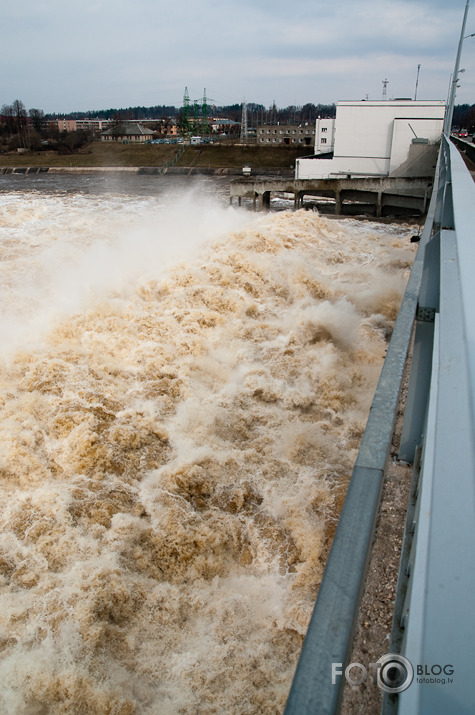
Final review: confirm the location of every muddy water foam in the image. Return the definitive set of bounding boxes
[0,189,416,713]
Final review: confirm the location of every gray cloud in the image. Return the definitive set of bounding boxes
[1,0,473,113]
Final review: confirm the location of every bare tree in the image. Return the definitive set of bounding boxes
[11,99,28,147]
[1,104,16,138]
[29,108,45,133]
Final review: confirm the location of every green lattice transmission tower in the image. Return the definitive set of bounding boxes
[181,87,191,136]
[192,99,201,134]
[181,87,214,136]
[201,88,211,135]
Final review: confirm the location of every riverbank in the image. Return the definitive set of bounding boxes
[0,142,310,172]
[0,165,293,177]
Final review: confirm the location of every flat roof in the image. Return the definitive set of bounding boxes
[337,99,446,106]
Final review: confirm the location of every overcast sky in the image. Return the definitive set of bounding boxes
[2,0,474,114]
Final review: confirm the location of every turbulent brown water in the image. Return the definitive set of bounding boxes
[0,182,416,714]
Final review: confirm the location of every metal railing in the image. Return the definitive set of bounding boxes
[160,144,186,173]
[284,135,475,713]
[390,136,475,714]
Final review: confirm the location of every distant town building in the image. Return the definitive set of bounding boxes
[56,119,77,132]
[76,118,113,133]
[157,121,178,137]
[44,118,114,134]
[211,118,241,134]
[101,123,155,143]
[296,99,446,179]
[257,123,316,146]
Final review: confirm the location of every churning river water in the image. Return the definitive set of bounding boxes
[0,172,416,714]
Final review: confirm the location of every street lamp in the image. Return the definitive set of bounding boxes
[447,69,465,109]
[444,0,474,136]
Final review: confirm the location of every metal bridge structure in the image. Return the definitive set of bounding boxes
[283,134,475,714]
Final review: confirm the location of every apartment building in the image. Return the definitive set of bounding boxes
[76,118,113,133]
[44,118,114,134]
[55,118,77,132]
[257,123,315,146]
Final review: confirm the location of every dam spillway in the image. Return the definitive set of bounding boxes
[0,176,416,713]
[230,176,434,217]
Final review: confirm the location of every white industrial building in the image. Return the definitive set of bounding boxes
[296,99,446,179]
[314,117,335,154]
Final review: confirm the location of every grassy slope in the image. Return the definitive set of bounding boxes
[0,142,312,169]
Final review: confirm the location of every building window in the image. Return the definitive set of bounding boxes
[321,138,327,144]
[322,127,327,133]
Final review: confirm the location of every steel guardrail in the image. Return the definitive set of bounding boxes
[392,137,475,714]
[284,135,475,714]
[284,148,440,715]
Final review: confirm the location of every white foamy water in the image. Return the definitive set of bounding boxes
[0,184,416,713]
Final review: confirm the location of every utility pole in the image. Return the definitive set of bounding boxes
[444,0,471,136]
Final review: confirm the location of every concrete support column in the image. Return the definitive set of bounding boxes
[376,191,382,218]
[258,192,271,211]
[335,190,342,215]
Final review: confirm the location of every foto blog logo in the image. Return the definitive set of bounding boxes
[332,654,414,693]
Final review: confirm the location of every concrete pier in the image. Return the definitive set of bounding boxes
[229,176,434,217]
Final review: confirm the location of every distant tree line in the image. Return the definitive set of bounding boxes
[0,99,93,153]
[0,98,338,153]
[46,105,179,121]
[38,101,475,129]
[452,103,475,130]
[1,97,474,154]
[43,101,337,125]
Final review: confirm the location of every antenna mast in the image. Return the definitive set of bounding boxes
[414,64,421,100]
[382,78,389,100]
[240,100,248,142]
[201,88,211,135]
